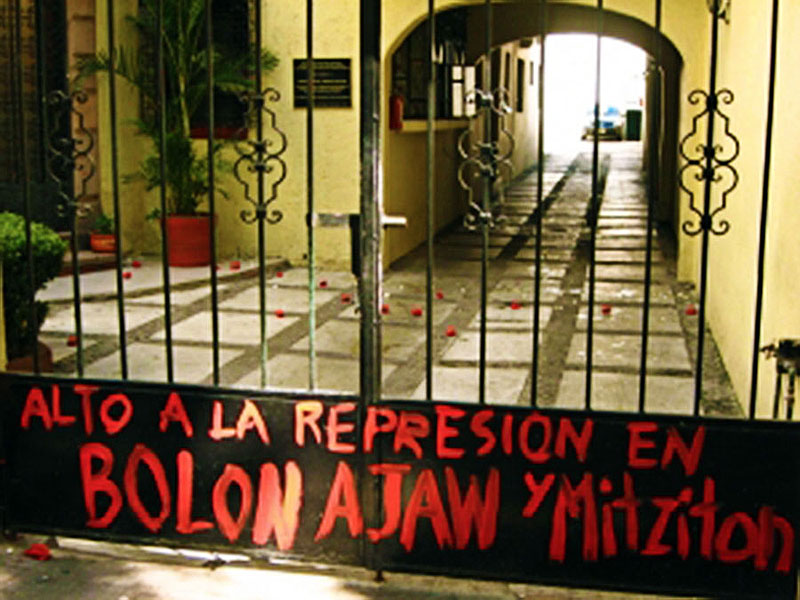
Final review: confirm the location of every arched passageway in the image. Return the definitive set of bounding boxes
[459,1,683,231]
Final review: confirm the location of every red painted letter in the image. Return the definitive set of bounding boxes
[400,469,453,552]
[555,418,593,462]
[366,463,411,543]
[294,400,323,446]
[235,399,270,444]
[522,472,555,518]
[445,467,500,550]
[627,422,658,469]
[208,400,236,441]
[661,426,705,476]
[212,464,253,543]
[99,393,133,436]
[79,443,122,528]
[20,387,52,430]
[252,461,303,550]
[327,402,356,453]
[393,412,430,459]
[363,407,398,453]
[315,461,363,541]
[160,392,193,437]
[123,444,170,533]
[74,384,99,435]
[519,412,551,464]
[470,410,496,456]
[176,450,213,534]
[51,385,75,427]
[435,405,466,459]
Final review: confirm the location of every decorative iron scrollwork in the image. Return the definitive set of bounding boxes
[46,90,95,217]
[458,87,515,231]
[678,88,739,236]
[234,87,287,225]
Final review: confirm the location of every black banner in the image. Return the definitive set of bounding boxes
[0,375,797,598]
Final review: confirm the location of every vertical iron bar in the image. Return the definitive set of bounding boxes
[478,0,492,405]
[359,0,382,573]
[360,0,382,405]
[748,0,779,419]
[13,0,38,374]
[107,0,128,379]
[206,0,220,385]
[307,0,317,390]
[255,0,268,388]
[693,1,721,416]
[585,0,603,410]
[638,0,662,412]
[425,0,435,401]
[157,0,174,382]
[531,0,546,406]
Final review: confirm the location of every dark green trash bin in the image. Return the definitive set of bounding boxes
[625,109,642,141]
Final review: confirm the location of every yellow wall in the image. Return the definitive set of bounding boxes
[704,0,800,416]
[95,0,360,269]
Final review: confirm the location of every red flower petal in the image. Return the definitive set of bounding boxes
[435,290,444,300]
[381,303,390,315]
[122,271,132,279]
[445,325,457,337]
[685,304,698,316]
[67,335,78,347]
[230,260,241,271]
[510,301,521,310]
[341,293,352,304]
[601,303,612,316]
[319,280,328,288]
[274,309,285,318]
[276,271,284,278]
[411,307,423,317]
[23,543,51,561]
[131,260,142,268]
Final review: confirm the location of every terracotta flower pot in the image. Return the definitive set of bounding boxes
[164,214,216,267]
[6,341,54,373]
[90,233,116,253]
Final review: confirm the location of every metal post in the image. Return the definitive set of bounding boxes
[359,0,382,575]
[307,0,317,390]
[255,0,268,388]
[13,0,38,374]
[585,0,603,410]
[425,0,435,401]
[206,0,220,385]
[107,0,129,379]
[531,0,546,406]
[692,1,722,416]
[478,0,493,405]
[157,0,175,383]
[748,0,779,419]
[638,0,662,412]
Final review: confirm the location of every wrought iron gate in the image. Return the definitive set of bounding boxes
[0,0,797,598]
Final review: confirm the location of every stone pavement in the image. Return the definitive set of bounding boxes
[0,534,704,600]
[37,142,739,416]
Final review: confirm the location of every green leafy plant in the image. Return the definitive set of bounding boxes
[92,212,114,234]
[0,212,67,359]
[75,0,277,215]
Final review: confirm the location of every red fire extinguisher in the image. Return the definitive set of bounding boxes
[389,93,404,131]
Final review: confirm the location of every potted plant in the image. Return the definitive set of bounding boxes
[89,212,116,253]
[0,212,67,372]
[76,0,277,267]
